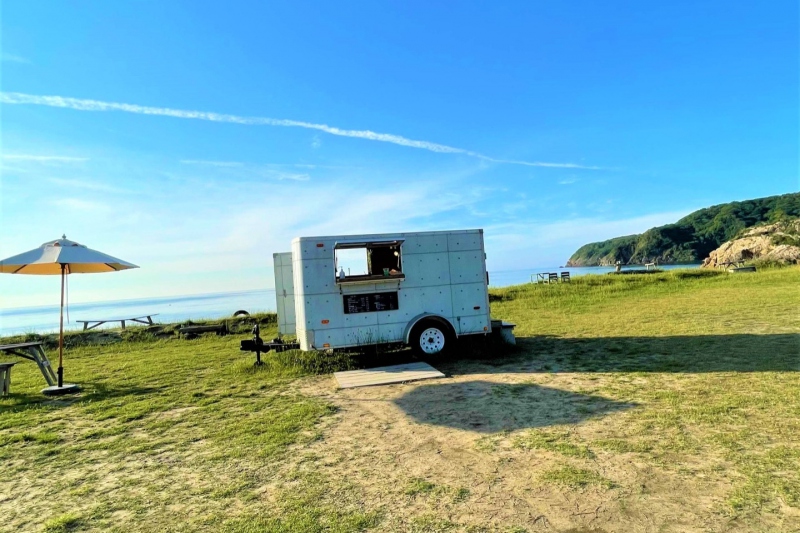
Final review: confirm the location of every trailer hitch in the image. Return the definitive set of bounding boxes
[239,323,299,365]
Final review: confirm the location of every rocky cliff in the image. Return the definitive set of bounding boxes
[701,220,800,268]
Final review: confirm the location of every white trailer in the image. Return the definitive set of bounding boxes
[272,229,494,355]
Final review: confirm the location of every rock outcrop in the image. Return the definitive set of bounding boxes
[701,221,800,268]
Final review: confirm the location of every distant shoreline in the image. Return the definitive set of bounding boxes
[0,265,703,336]
[565,260,703,268]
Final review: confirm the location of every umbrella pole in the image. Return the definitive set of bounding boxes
[58,264,65,388]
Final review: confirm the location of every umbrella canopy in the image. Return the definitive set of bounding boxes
[0,235,139,393]
[0,235,138,274]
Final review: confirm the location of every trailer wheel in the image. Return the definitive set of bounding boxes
[411,320,451,356]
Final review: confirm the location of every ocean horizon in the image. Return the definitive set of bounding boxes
[0,264,700,336]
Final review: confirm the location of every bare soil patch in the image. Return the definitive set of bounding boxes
[295,351,798,532]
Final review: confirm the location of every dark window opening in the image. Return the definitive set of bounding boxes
[368,245,402,276]
[335,241,404,282]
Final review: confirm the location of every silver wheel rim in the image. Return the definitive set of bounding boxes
[419,327,445,354]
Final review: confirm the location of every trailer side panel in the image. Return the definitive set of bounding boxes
[273,252,296,336]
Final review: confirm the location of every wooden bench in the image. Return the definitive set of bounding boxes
[0,342,57,387]
[0,362,17,396]
[76,314,159,331]
[177,323,229,338]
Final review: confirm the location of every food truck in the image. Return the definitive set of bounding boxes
[272,229,503,354]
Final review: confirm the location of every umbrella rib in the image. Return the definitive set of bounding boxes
[11,265,26,274]
[105,263,119,271]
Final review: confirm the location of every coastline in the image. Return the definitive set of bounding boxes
[0,264,702,337]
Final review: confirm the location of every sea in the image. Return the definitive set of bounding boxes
[0,264,700,337]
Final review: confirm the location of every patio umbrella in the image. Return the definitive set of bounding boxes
[0,235,139,394]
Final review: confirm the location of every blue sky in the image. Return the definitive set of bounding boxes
[1,1,797,307]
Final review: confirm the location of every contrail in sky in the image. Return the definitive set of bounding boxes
[0,92,602,169]
[1,154,88,162]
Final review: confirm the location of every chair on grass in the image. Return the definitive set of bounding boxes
[560,272,571,282]
[548,272,559,284]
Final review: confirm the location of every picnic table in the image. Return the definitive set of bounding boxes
[531,272,564,284]
[0,362,17,396]
[0,342,57,387]
[76,314,159,330]
[716,260,746,269]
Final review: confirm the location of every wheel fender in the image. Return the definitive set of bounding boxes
[404,314,457,344]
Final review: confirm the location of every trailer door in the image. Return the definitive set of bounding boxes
[273,252,296,336]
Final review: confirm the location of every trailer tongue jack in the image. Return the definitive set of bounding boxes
[239,323,299,365]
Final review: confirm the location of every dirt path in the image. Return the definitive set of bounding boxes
[296,357,792,532]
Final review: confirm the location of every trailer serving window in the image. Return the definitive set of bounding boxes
[334,240,404,283]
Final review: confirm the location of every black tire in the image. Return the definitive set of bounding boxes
[233,310,250,317]
[410,319,453,356]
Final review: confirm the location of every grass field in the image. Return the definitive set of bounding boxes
[1,267,798,532]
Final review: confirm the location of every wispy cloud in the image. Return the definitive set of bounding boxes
[1,154,88,162]
[275,173,310,181]
[1,92,603,170]
[558,177,578,185]
[1,53,30,64]
[48,177,135,194]
[285,163,355,170]
[177,160,311,182]
[180,159,244,167]
[51,198,111,212]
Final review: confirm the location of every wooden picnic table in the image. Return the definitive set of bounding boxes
[76,314,159,331]
[0,342,57,387]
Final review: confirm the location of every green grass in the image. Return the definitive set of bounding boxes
[0,321,358,531]
[513,430,593,458]
[540,465,614,489]
[405,477,437,496]
[591,438,651,454]
[1,266,799,532]
[218,472,381,533]
[490,267,799,336]
[488,266,800,518]
[42,513,83,533]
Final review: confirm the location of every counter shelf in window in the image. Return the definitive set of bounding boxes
[336,272,405,285]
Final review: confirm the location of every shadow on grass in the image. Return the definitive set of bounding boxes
[391,334,796,431]
[393,380,635,432]
[423,333,799,374]
[240,332,797,379]
[0,382,164,415]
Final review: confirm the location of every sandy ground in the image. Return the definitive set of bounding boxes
[293,355,797,533]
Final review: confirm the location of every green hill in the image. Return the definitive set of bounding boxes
[566,192,800,266]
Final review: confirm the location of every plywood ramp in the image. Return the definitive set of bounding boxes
[334,362,445,389]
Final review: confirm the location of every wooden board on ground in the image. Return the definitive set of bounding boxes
[334,361,445,389]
